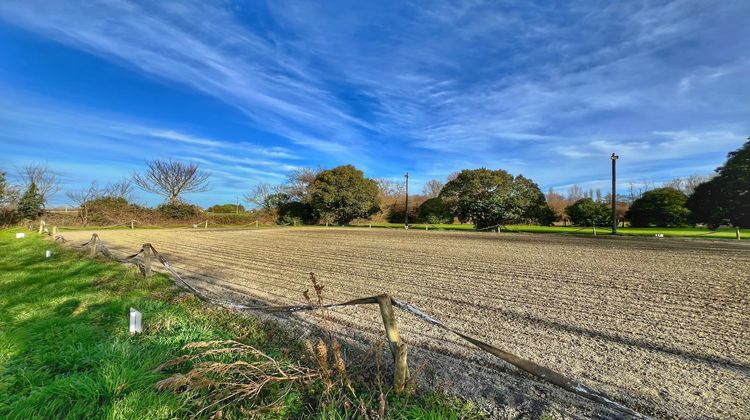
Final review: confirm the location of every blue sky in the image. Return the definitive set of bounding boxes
[1,1,749,207]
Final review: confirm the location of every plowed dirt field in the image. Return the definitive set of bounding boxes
[61,227,750,418]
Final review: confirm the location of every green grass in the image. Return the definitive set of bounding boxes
[350,222,748,240]
[0,229,485,419]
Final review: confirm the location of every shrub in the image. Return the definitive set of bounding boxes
[418,197,453,224]
[157,203,200,219]
[207,203,245,213]
[565,198,611,227]
[626,188,689,227]
[277,201,315,225]
[310,165,380,225]
[17,182,44,220]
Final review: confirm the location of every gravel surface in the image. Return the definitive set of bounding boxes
[61,227,750,418]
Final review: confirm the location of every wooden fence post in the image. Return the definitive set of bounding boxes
[737,227,741,240]
[38,220,45,234]
[205,220,208,229]
[52,226,57,236]
[142,243,152,277]
[131,220,134,229]
[89,234,99,257]
[255,220,259,228]
[377,294,409,393]
[592,226,597,236]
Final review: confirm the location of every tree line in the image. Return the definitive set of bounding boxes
[1,138,747,229]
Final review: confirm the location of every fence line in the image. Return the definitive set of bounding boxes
[55,232,647,418]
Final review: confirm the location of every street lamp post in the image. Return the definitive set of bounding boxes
[611,153,619,234]
[404,172,410,229]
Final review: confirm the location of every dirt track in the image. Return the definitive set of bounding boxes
[61,227,750,418]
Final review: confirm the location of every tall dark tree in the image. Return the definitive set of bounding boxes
[418,197,453,224]
[626,187,689,227]
[310,165,380,225]
[133,160,209,204]
[439,169,552,229]
[17,181,44,220]
[687,139,749,228]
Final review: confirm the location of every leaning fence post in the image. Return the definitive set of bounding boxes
[89,234,99,257]
[737,227,741,240]
[142,243,152,277]
[377,294,409,393]
[38,220,45,234]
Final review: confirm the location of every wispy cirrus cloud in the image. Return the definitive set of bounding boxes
[0,0,749,200]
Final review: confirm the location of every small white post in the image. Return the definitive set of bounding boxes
[255,220,259,228]
[15,232,25,239]
[326,221,329,227]
[736,227,741,240]
[131,220,134,229]
[205,220,208,229]
[593,226,597,236]
[45,250,51,258]
[129,308,142,335]
[425,225,428,231]
[369,223,372,228]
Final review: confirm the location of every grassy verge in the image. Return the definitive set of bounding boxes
[0,229,483,419]
[349,222,748,240]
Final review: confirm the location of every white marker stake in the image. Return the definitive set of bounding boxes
[129,308,142,335]
[45,250,51,258]
[15,232,25,239]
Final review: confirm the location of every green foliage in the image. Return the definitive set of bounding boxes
[156,202,200,219]
[626,187,689,227]
[17,182,44,220]
[277,201,315,225]
[439,169,550,229]
[207,203,245,213]
[565,198,611,227]
[418,197,453,224]
[310,165,380,225]
[687,139,750,228]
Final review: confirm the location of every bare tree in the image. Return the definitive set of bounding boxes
[446,171,459,182]
[133,160,209,204]
[102,179,134,200]
[376,178,405,199]
[17,163,60,203]
[67,181,103,225]
[243,182,279,210]
[282,167,320,202]
[422,179,444,198]
[567,184,584,201]
[663,174,711,196]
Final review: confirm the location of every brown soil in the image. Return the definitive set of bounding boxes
[60,227,750,419]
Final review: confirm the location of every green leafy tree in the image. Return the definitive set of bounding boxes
[310,165,380,225]
[565,198,611,227]
[626,187,689,227]
[17,181,44,220]
[687,139,750,228]
[418,197,453,224]
[439,169,551,229]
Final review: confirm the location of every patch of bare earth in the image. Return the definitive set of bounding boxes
[61,227,750,418]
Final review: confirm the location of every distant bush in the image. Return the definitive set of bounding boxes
[565,198,611,226]
[418,197,453,224]
[627,188,689,227]
[277,201,315,225]
[157,203,200,219]
[207,203,245,213]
